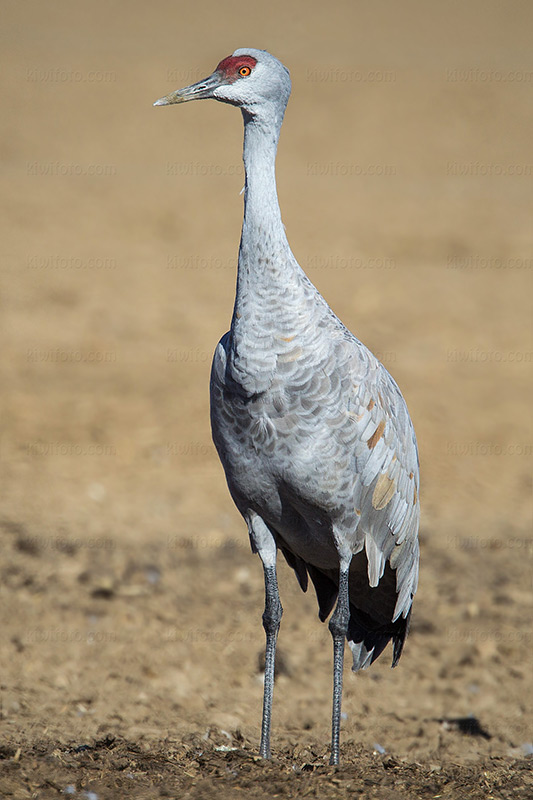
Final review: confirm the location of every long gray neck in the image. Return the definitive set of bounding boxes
[240,111,287,252]
[232,110,299,323]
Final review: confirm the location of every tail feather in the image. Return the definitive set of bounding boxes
[348,605,411,671]
[278,544,413,671]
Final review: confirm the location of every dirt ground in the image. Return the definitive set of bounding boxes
[1,1,532,798]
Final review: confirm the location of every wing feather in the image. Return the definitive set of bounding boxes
[343,351,420,622]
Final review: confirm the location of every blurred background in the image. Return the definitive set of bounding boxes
[0,0,531,794]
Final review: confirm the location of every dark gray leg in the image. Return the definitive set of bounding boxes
[259,563,283,759]
[328,563,351,766]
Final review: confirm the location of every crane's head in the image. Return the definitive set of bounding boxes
[154,49,291,119]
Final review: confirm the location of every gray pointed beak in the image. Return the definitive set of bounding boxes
[153,72,224,106]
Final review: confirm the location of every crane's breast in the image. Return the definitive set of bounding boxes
[210,331,361,515]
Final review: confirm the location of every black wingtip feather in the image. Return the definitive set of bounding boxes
[306,563,338,622]
[391,609,411,667]
[348,606,411,671]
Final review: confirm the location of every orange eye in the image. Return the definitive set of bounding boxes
[239,66,251,77]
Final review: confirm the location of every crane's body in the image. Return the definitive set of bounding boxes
[155,48,420,765]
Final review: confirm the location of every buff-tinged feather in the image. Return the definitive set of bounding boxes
[372,472,396,510]
[367,420,386,449]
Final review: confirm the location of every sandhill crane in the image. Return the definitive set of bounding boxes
[155,49,420,766]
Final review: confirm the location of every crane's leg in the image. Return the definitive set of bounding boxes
[247,513,282,759]
[259,562,282,758]
[328,558,351,766]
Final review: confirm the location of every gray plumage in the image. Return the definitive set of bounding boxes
[155,48,420,765]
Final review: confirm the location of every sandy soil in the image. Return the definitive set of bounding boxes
[1,1,532,797]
